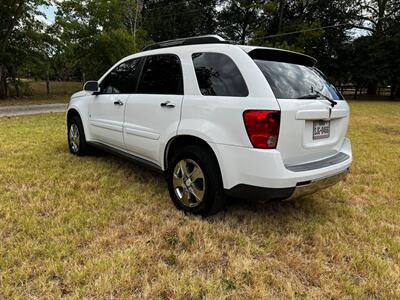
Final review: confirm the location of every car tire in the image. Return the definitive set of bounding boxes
[67,115,91,156]
[167,145,226,216]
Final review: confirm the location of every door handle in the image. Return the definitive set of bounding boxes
[160,101,176,108]
[114,100,124,106]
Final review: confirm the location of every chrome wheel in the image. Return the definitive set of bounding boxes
[173,159,205,207]
[69,123,80,153]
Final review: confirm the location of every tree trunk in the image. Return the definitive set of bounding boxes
[4,77,8,97]
[14,78,20,97]
[46,69,51,96]
[0,65,5,99]
[390,78,398,100]
[240,17,248,45]
[0,1,25,99]
[1,76,8,99]
[240,30,247,45]
[278,0,285,33]
[354,84,359,100]
[367,82,377,96]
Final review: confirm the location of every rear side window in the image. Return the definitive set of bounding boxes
[192,52,248,97]
[100,58,140,94]
[137,54,183,95]
[254,60,343,100]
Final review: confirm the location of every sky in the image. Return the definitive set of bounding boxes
[39,4,56,24]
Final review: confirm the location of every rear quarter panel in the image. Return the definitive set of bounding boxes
[178,44,280,147]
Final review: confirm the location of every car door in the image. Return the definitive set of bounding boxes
[123,54,184,164]
[89,58,141,149]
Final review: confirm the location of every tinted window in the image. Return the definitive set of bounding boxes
[254,60,343,100]
[100,59,141,94]
[137,55,183,95]
[192,52,248,97]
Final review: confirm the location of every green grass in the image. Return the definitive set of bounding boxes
[0,102,399,299]
[0,80,82,106]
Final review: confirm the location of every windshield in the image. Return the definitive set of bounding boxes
[254,60,343,100]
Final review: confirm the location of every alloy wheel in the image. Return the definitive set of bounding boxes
[69,123,80,153]
[172,159,205,207]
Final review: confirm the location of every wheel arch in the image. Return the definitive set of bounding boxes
[66,108,81,125]
[66,105,92,141]
[164,135,224,185]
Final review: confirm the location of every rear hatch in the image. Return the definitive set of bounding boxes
[247,47,350,166]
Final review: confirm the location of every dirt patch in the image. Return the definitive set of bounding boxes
[376,126,400,136]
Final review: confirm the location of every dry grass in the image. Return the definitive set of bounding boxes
[0,101,399,299]
[0,80,82,106]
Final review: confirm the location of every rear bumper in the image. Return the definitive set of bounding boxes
[225,185,295,201]
[225,168,349,201]
[286,168,349,200]
[212,138,352,194]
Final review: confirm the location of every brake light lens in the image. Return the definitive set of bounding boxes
[243,110,281,149]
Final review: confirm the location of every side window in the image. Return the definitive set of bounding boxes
[100,58,140,94]
[192,52,248,97]
[137,55,183,95]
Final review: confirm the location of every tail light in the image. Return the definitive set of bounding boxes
[243,110,281,149]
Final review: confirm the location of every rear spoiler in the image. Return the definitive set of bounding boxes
[247,48,317,67]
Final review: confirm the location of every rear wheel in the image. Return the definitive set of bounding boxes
[167,145,225,216]
[68,115,91,156]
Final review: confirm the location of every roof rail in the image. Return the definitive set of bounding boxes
[142,35,230,51]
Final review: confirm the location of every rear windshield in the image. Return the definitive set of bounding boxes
[254,60,343,100]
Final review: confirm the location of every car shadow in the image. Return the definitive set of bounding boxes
[226,195,331,219]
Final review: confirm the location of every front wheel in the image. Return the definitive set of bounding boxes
[67,115,91,156]
[167,145,225,216]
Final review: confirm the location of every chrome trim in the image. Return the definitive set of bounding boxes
[285,152,350,172]
[286,169,349,201]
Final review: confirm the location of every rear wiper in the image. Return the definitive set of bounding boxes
[299,90,338,108]
[298,94,319,99]
[314,90,338,108]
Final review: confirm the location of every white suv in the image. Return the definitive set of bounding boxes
[67,35,352,215]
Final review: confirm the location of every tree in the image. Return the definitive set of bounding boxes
[384,18,400,98]
[355,0,400,35]
[250,0,358,84]
[80,29,141,80]
[352,0,400,96]
[0,0,50,98]
[53,0,150,80]
[217,0,276,44]
[142,0,218,42]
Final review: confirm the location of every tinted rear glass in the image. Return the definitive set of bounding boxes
[254,60,343,100]
[192,52,248,97]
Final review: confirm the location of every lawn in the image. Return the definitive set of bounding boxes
[0,80,82,106]
[0,102,399,299]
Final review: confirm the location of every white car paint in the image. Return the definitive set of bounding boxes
[67,42,352,195]
[124,93,183,164]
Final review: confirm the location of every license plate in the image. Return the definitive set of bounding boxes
[313,120,330,140]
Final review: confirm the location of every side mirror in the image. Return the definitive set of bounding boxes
[83,81,99,94]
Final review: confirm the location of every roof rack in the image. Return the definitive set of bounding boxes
[142,35,230,51]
